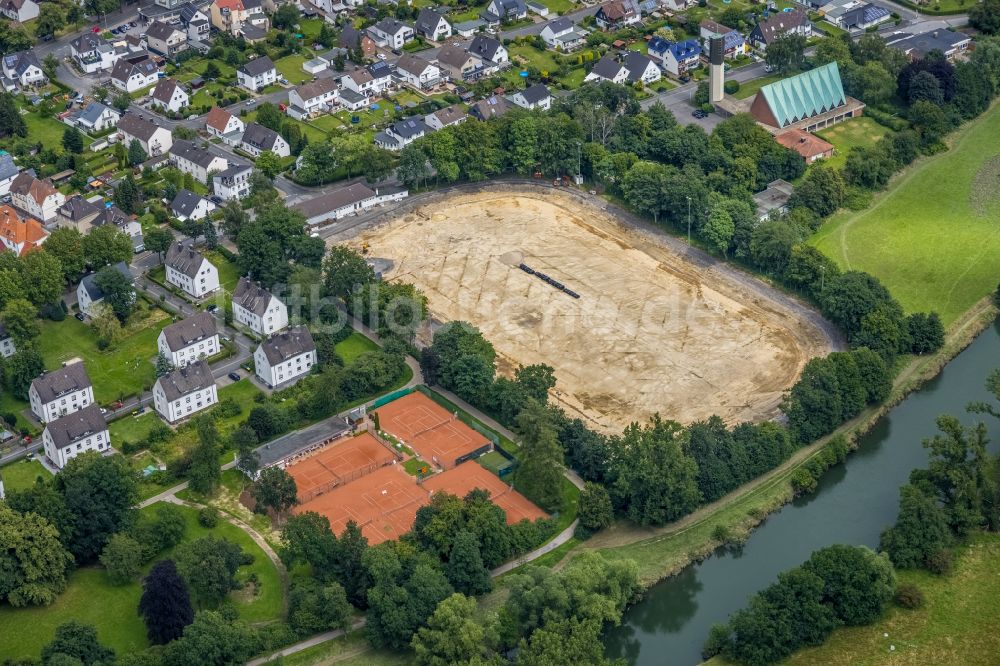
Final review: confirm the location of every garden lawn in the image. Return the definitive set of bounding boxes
[278,631,409,666]
[334,331,378,363]
[296,18,326,39]
[0,458,50,492]
[0,392,33,433]
[274,54,313,85]
[733,74,784,99]
[816,116,891,171]
[203,249,242,295]
[108,411,161,444]
[538,0,577,13]
[34,312,171,404]
[22,113,93,149]
[509,45,562,75]
[811,102,1000,325]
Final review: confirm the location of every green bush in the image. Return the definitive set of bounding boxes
[724,80,740,94]
[198,506,219,528]
[894,583,925,608]
[925,548,953,575]
[791,468,818,495]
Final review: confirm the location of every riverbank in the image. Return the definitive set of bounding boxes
[567,296,998,587]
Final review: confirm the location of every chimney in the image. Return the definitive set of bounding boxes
[709,36,724,103]
[933,31,938,38]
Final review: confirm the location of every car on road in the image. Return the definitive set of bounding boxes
[74,312,86,321]
[247,99,257,107]
[228,372,241,381]
[377,53,386,60]
[100,407,108,415]
[206,304,218,313]
[132,407,145,415]
[209,195,222,204]
[680,75,691,83]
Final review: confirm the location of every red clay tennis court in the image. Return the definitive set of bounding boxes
[425,462,548,524]
[286,432,397,502]
[374,392,491,469]
[295,464,428,544]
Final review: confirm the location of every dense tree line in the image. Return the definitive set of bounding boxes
[704,545,896,665]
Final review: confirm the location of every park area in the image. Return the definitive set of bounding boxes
[816,116,891,171]
[811,103,1000,325]
[346,190,835,433]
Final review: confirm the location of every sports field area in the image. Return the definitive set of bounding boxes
[374,392,490,469]
[348,190,835,432]
[812,103,1000,325]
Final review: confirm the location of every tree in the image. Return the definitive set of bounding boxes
[62,126,84,154]
[255,103,284,132]
[99,533,144,585]
[0,503,74,607]
[93,266,136,323]
[693,80,710,107]
[203,61,221,80]
[970,0,1000,34]
[702,207,734,257]
[127,139,147,166]
[802,544,896,626]
[90,303,123,344]
[766,33,807,74]
[36,3,64,39]
[908,312,944,354]
[1,298,39,346]
[907,69,944,105]
[287,580,352,637]
[789,165,845,218]
[517,618,612,666]
[514,401,565,512]
[139,559,195,644]
[233,425,260,476]
[397,145,431,188]
[21,250,64,306]
[576,482,613,537]
[323,245,375,301]
[879,484,952,569]
[446,531,491,596]
[44,228,87,283]
[113,174,141,215]
[174,537,246,607]
[112,91,132,113]
[914,416,990,537]
[155,351,174,378]
[188,415,221,495]
[255,150,282,179]
[411,593,494,666]
[4,347,44,399]
[250,466,298,515]
[58,452,139,562]
[144,226,174,260]
[0,92,26,137]
[162,610,259,666]
[335,520,370,607]
[41,622,114,666]
[273,3,299,28]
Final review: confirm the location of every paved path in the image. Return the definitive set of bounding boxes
[247,619,368,666]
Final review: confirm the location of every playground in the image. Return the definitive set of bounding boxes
[373,392,492,469]
[347,189,836,432]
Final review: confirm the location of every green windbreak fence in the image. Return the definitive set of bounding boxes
[372,387,414,408]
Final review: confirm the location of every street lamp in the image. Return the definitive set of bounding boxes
[686,196,692,245]
[576,141,582,180]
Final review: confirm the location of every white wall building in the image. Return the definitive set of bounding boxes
[170,139,229,183]
[29,362,94,423]
[153,360,218,422]
[157,311,220,367]
[9,172,64,223]
[165,242,220,298]
[119,114,173,157]
[236,55,277,91]
[254,326,317,388]
[150,78,190,113]
[42,405,110,470]
[232,277,289,336]
[213,165,252,200]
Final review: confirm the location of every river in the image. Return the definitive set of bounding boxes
[605,319,1000,666]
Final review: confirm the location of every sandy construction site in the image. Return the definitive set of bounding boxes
[346,188,838,433]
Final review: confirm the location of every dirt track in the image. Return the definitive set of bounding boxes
[345,188,839,433]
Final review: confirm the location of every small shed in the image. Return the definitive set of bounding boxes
[303,58,328,74]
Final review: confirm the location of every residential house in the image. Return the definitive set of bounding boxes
[287,78,338,120]
[54,195,102,232]
[236,55,277,91]
[369,19,413,50]
[481,0,527,24]
[469,95,510,120]
[338,24,377,58]
[70,102,120,133]
[205,106,245,145]
[211,0,254,34]
[661,39,701,77]
[338,88,370,111]
[232,277,288,335]
[254,326,317,388]
[146,20,188,57]
[93,204,144,252]
[366,61,395,93]
[77,262,134,316]
[425,104,467,130]
[584,55,627,84]
[150,78,190,113]
[240,122,290,158]
[434,45,483,81]
[0,152,19,196]
[165,242,220,298]
[468,34,508,65]
[415,8,451,41]
[213,164,252,200]
[526,0,549,15]
[453,19,486,38]
[110,56,160,93]
[29,362,94,423]
[374,117,430,151]
[170,139,228,182]
[888,29,971,61]
[341,67,377,95]
[180,2,211,41]
[153,360,218,422]
[394,54,441,89]
[157,311,220,367]
[70,34,121,73]
[9,173,65,223]
[170,188,217,221]
[508,83,552,110]
[623,51,661,85]
[748,10,812,51]
[119,113,173,156]
[0,205,46,256]
[0,323,14,358]
[540,18,588,51]
[775,128,835,163]
[293,182,377,224]
[820,0,890,31]
[594,0,640,31]
[2,51,45,89]
[699,19,748,59]
[42,405,109,470]
[753,178,795,220]
[0,0,38,23]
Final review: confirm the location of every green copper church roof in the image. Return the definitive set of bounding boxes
[759,62,847,128]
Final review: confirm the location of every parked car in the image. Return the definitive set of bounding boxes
[228,372,241,381]
[206,304,218,313]
[74,312,86,321]
[209,195,222,204]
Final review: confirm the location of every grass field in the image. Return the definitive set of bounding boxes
[733,74,784,100]
[509,45,562,75]
[811,102,1000,325]
[0,502,282,662]
[203,249,242,296]
[108,411,161,444]
[34,311,171,404]
[278,630,408,666]
[334,331,378,364]
[0,392,32,432]
[274,55,313,85]
[816,116,891,171]
[0,458,50,492]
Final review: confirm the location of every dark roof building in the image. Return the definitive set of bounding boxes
[31,363,93,404]
[160,311,218,351]
[165,241,207,278]
[233,277,274,316]
[44,404,107,450]
[157,360,214,401]
[241,122,283,152]
[259,326,316,365]
[78,262,134,303]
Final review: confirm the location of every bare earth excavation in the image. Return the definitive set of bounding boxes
[345,188,838,433]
